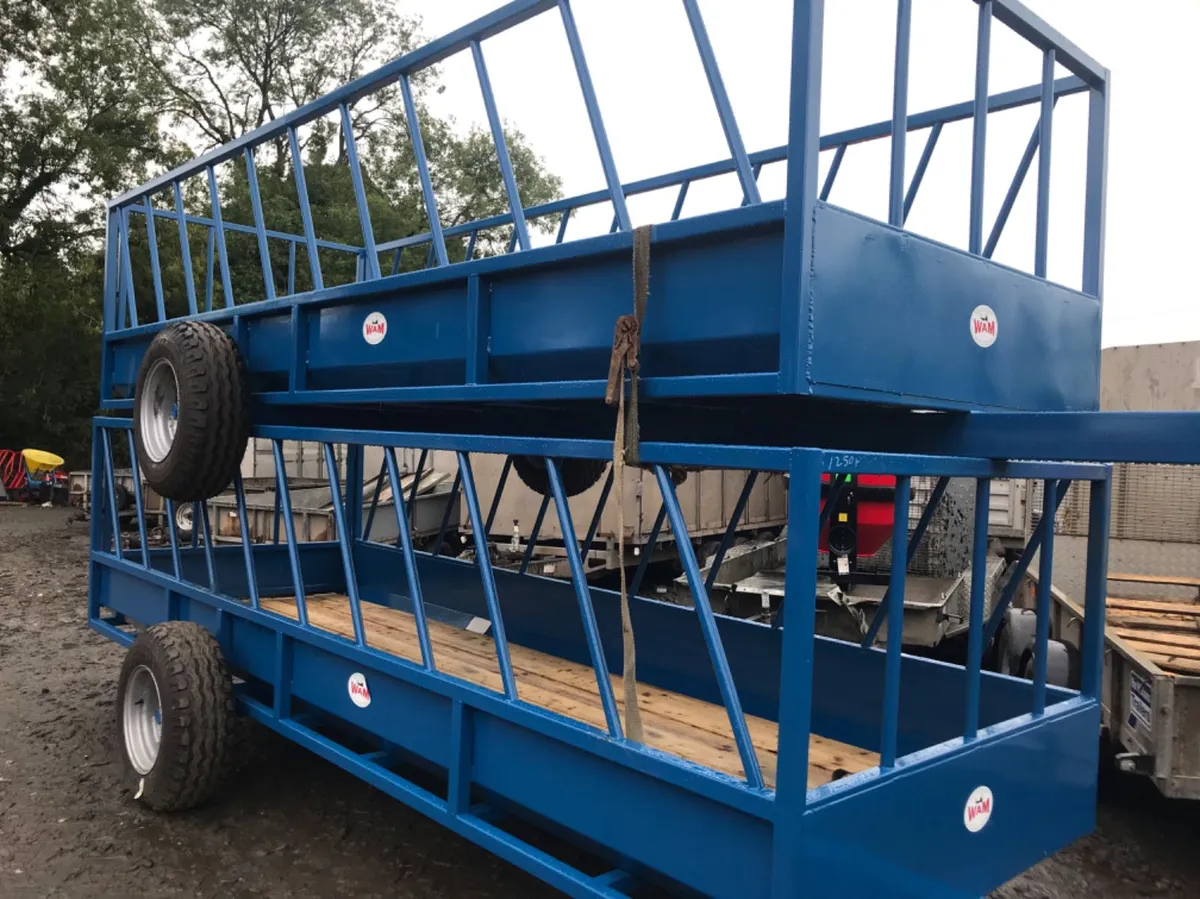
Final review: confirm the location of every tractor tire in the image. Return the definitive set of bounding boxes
[117,621,234,811]
[512,456,608,498]
[133,322,250,502]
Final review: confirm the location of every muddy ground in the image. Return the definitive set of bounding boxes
[1,505,1198,898]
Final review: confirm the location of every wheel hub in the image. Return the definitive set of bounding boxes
[123,664,162,775]
[140,358,180,463]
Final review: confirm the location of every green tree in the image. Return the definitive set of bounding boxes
[2,0,563,465]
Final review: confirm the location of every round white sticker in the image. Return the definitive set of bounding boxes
[347,672,371,708]
[964,785,993,833]
[362,311,387,345]
[970,305,998,348]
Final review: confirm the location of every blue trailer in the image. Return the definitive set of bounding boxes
[86,1,1199,896]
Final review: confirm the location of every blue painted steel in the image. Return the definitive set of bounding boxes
[902,122,941,222]
[172,182,198,316]
[288,242,297,296]
[100,429,123,562]
[141,199,167,321]
[682,0,760,206]
[400,78,449,268]
[983,111,1048,262]
[433,470,462,557]
[124,430,151,567]
[889,0,912,227]
[771,448,823,894]
[819,144,844,202]
[198,499,217,590]
[860,474,950,647]
[518,492,550,576]
[1033,478,1057,714]
[557,0,630,232]
[203,227,215,312]
[457,452,518,699]
[629,504,666,598]
[970,0,992,254]
[880,475,910,768]
[118,210,137,328]
[963,478,991,738]
[1081,471,1111,697]
[655,465,762,789]
[1082,80,1109,298]
[817,472,847,532]
[383,447,435,669]
[244,149,277,299]
[1035,49,1055,278]
[580,466,613,560]
[983,479,1069,645]
[323,442,366,646]
[164,498,183,579]
[471,40,531,252]
[288,127,324,291]
[340,105,382,280]
[206,167,235,307]
[276,443,309,622]
[545,458,622,737]
[484,455,512,534]
[363,455,386,541]
[233,471,261,610]
[670,182,690,221]
[408,448,428,515]
[705,470,758,591]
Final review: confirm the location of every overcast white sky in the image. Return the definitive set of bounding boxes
[406,0,1198,349]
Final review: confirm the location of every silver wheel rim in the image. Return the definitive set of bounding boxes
[175,502,193,533]
[123,664,162,775]
[140,358,179,463]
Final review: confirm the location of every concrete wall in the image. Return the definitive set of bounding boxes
[1101,341,1200,411]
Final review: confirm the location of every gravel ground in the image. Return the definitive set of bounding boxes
[1,504,1198,898]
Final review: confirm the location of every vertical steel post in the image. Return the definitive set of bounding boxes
[1082,80,1109,299]
[1081,472,1111,697]
[1033,479,1058,714]
[969,0,992,254]
[888,0,912,227]
[198,500,217,592]
[164,499,183,580]
[1034,49,1056,278]
[881,475,911,768]
[771,448,823,895]
[204,227,216,312]
[100,429,123,562]
[778,0,824,393]
[964,478,991,739]
[324,443,366,647]
[119,210,139,328]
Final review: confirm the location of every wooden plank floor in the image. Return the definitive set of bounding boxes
[262,594,880,789]
[1108,594,1200,676]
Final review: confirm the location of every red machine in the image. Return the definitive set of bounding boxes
[1,448,69,504]
[819,473,897,579]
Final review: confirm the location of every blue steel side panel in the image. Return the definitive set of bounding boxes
[470,714,771,899]
[808,203,1100,411]
[356,543,1068,755]
[803,700,1100,898]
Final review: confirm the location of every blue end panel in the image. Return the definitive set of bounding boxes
[471,714,772,899]
[355,544,1067,755]
[803,701,1100,898]
[808,203,1101,411]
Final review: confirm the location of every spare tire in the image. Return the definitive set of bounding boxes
[133,322,250,502]
[511,457,608,498]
